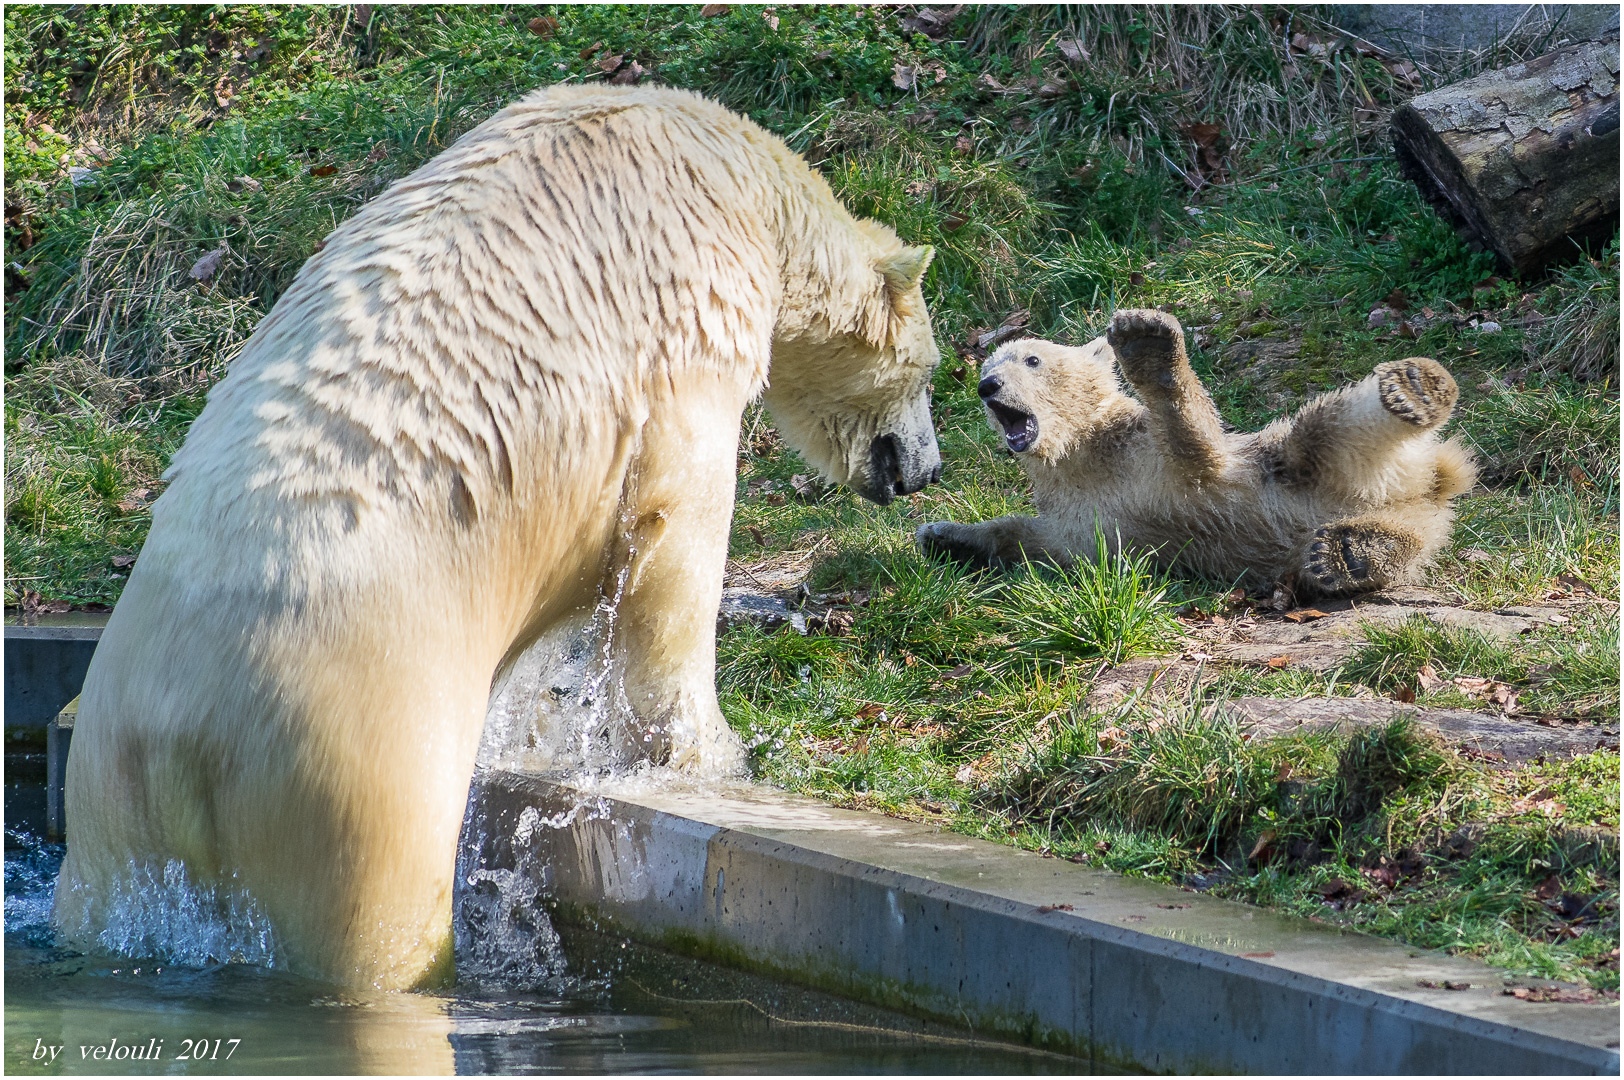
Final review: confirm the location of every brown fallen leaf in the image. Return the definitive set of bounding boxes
[1265,655,1293,669]
[1241,951,1275,958]
[1036,903,1074,913]
[1282,608,1330,623]
[1533,873,1564,901]
[763,492,786,506]
[578,40,605,60]
[1569,465,1591,488]
[1416,663,1445,692]
[1393,683,1416,704]
[1556,572,1598,596]
[760,7,778,30]
[1504,985,1601,1003]
[309,164,338,178]
[746,525,765,546]
[1156,903,1190,910]
[596,53,624,73]
[188,243,229,284]
[227,174,262,193]
[1096,726,1128,752]
[941,210,968,232]
[891,63,917,91]
[610,61,647,86]
[526,15,558,37]
[1417,979,1471,990]
[943,663,974,679]
[110,554,136,568]
[1056,37,1088,64]
[954,135,974,154]
[699,3,728,15]
[1128,271,1145,287]
[366,142,389,163]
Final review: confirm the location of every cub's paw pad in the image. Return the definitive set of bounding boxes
[1107,309,1186,385]
[1304,523,1411,594]
[1375,357,1457,427]
[916,522,996,569]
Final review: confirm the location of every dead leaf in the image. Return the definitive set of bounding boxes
[1317,878,1354,900]
[1504,985,1601,1003]
[1129,271,1145,287]
[1282,608,1330,623]
[891,63,918,91]
[227,174,262,193]
[596,53,624,73]
[1393,683,1416,704]
[1384,288,1411,311]
[309,164,338,178]
[366,142,389,163]
[110,554,136,568]
[1556,572,1598,595]
[974,72,1005,93]
[1533,874,1564,901]
[1241,951,1276,958]
[1417,979,1471,990]
[1248,830,1277,862]
[941,210,968,232]
[746,525,765,546]
[578,40,605,60]
[1182,122,1223,149]
[699,3,728,15]
[900,5,965,39]
[1363,864,1400,890]
[1097,726,1127,752]
[1265,655,1293,669]
[1416,664,1445,692]
[526,15,558,37]
[1458,548,1494,563]
[760,7,778,30]
[1056,37,1088,64]
[188,243,229,284]
[763,492,786,506]
[610,61,646,85]
[954,135,974,154]
[944,663,974,679]
[1036,903,1074,913]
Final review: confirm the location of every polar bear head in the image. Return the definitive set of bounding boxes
[763,236,942,505]
[975,335,1120,464]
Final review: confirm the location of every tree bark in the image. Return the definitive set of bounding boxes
[1391,36,1619,276]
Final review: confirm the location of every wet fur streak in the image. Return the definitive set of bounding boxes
[919,309,1477,596]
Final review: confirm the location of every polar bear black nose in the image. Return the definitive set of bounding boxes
[977,375,1001,400]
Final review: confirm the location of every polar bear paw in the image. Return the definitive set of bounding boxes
[1107,308,1186,388]
[1375,357,1457,428]
[1305,521,1418,594]
[916,521,998,569]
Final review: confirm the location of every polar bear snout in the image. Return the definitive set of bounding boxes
[868,430,941,503]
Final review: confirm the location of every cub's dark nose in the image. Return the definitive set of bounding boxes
[977,375,1001,400]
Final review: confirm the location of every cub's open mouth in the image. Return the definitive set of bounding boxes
[986,401,1038,453]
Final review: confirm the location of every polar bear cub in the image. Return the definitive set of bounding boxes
[918,309,1476,596]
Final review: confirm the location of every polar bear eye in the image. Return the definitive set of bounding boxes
[1025,355,1040,368]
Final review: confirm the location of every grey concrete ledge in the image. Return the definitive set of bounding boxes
[4,623,104,728]
[461,770,1620,1075]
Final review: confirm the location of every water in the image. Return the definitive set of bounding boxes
[7,826,1099,1075]
[8,595,1105,1073]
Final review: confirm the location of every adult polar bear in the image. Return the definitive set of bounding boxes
[56,85,941,989]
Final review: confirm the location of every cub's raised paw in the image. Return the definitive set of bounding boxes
[1375,357,1457,428]
[1304,522,1419,595]
[916,521,997,570]
[1107,308,1186,386]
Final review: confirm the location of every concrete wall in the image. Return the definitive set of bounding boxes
[460,770,1620,1074]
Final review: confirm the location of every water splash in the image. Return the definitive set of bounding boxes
[453,866,569,990]
[58,859,281,969]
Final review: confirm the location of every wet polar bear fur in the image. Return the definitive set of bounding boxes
[918,309,1474,595]
[57,85,942,990]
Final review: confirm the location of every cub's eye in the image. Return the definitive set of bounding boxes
[1025,355,1040,368]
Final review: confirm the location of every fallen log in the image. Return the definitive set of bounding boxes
[1392,36,1620,276]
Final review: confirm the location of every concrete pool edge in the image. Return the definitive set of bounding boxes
[461,769,1620,1075]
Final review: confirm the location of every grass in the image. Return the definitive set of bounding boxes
[5,5,1618,990]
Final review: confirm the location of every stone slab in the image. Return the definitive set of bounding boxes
[459,771,1619,1074]
[1221,696,1620,762]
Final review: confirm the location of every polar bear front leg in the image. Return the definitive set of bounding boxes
[916,515,1063,570]
[608,388,750,776]
[1106,309,1230,482]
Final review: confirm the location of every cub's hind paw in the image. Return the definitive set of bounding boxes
[1107,308,1186,387]
[1375,357,1457,428]
[1304,522,1419,595]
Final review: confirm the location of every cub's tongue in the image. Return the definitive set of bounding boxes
[988,402,1038,453]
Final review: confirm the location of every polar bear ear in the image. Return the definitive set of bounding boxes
[867,244,934,339]
[879,244,935,299]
